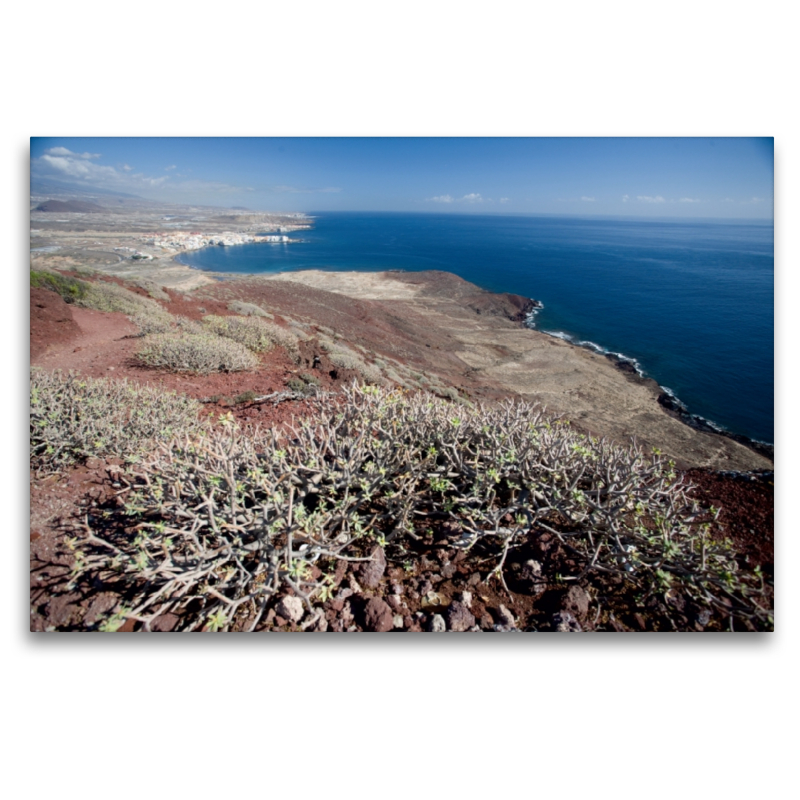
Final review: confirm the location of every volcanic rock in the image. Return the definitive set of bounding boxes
[362,597,394,632]
[445,601,476,632]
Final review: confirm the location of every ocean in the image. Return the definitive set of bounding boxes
[179,212,774,444]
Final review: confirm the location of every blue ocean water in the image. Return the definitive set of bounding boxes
[179,213,774,444]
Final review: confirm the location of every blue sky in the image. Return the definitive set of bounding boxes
[30,137,774,219]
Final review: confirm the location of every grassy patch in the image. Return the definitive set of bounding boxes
[30,270,88,303]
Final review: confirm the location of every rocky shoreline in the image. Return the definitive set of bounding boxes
[656,390,774,461]
[518,297,773,466]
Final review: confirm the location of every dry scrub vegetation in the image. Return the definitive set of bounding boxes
[202,315,300,358]
[30,376,773,632]
[30,370,203,471]
[137,332,260,373]
[30,270,463,393]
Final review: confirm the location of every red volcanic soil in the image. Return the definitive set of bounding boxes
[30,279,337,426]
[29,276,774,632]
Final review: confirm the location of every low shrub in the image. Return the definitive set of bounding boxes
[30,369,202,471]
[261,321,300,355]
[67,385,771,632]
[203,315,300,357]
[78,280,156,315]
[328,351,363,371]
[70,279,175,334]
[286,377,307,393]
[130,309,175,335]
[357,362,384,386]
[383,368,406,386]
[227,300,273,319]
[317,336,350,355]
[288,321,312,341]
[137,332,259,374]
[203,315,275,353]
[437,386,460,401]
[176,316,203,334]
[30,270,88,303]
[133,279,171,302]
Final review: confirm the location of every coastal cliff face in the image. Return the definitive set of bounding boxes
[260,269,772,472]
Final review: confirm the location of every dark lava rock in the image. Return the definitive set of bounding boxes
[355,547,386,588]
[561,586,591,620]
[492,624,522,633]
[552,611,582,632]
[519,559,547,594]
[495,605,516,628]
[441,562,457,579]
[362,597,394,632]
[387,594,404,611]
[445,601,476,632]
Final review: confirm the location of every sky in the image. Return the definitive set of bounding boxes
[30,137,774,219]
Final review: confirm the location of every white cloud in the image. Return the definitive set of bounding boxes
[45,146,100,159]
[40,154,117,181]
[273,185,342,194]
[679,197,700,203]
[427,192,487,204]
[499,197,509,203]
[165,165,177,171]
[581,196,595,202]
[622,194,629,202]
[136,175,170,187]
[749,197,764,203]
[34,150,253,200]
[723,197,735,203]
[637,195,666,203]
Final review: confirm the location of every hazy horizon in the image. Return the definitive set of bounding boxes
[30,137,774,221]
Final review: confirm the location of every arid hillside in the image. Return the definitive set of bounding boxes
[29,267,773,632]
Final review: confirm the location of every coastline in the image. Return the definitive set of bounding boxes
[171,252,776,467]
[262,268,772,471]
[175,221,772,452]
[30,202,771,468]
[523,307,773,460]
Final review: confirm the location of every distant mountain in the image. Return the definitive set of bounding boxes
[30,178,144,202]
[34,199,106,213]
